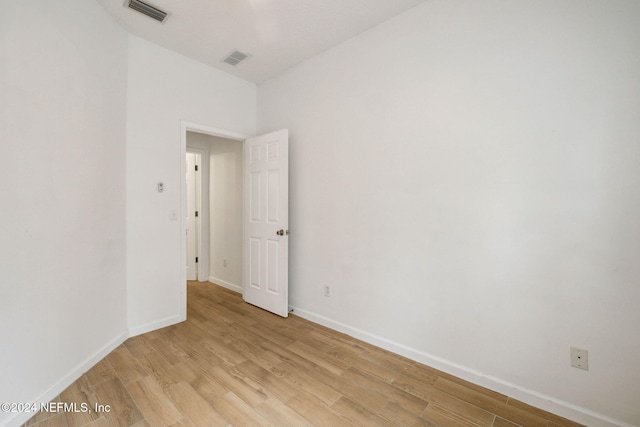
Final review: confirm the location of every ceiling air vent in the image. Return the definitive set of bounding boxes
[222,50,251,67]
[125,0,168,23]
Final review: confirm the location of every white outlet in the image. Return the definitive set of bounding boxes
[223,259,227,268]
[570,347,589,370]
[324,285,331,297]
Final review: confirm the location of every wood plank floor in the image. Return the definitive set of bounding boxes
[24,281,584,427]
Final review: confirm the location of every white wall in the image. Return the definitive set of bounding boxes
[0,1,128,426]
[209,138,243,290]
[126,36,256,334]
[258,1,640,425]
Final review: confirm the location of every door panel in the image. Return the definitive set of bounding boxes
[243,129,289,317]
[186,152,198,281]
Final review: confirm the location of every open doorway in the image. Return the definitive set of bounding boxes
[179,122,249,320]
[185,131,243,292]
[180,122,290,319]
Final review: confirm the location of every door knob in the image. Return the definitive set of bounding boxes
[276,229,289,236]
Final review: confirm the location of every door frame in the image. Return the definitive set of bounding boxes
[179,121,250,321]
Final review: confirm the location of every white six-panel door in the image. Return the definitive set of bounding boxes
[186,152,198,281]
[243,129,289,317]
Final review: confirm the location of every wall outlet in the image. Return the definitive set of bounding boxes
[223,259,227,268]
[570,347,589,370]
[324,285,331,297]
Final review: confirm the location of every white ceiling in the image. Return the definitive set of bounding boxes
[94,0,424,83]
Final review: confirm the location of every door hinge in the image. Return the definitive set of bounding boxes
[195,165,198,171]
[195,257,198,263]
[195,211,199,217]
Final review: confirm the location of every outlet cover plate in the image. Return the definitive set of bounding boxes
[570,347,589,370]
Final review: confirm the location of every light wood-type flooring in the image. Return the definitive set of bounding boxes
[24,281,584,427]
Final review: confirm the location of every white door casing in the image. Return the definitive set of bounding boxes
[243,129,289,317]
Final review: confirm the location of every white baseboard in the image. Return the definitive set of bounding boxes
[128,314,184,337]
[3,315,185,427]
[4,303,628,427]
[208,276,242,294]
[4,313,185,427]
[2,330,128,427]
[290,306,631,427]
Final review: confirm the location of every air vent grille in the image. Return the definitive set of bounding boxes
[126,0,168,23]
[222,50,251,66]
